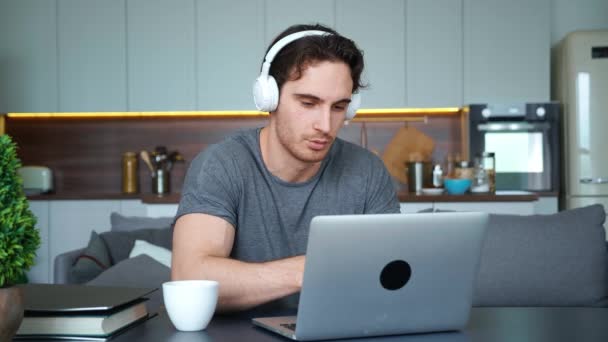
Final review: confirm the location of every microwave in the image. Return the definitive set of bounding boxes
[468,103,560,192]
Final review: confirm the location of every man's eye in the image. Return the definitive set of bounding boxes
[301,102,314,107]
[333,106,346,111]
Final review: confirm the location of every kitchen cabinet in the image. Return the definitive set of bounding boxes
[197,0,264,110]
[433,201,535,215]
[127,0,196,111]
[265,0,334,40]
[400,202,434,214]
[57,0,127,111]
[406,0,463,108]
[401,200,539,215]
[0,0,58,112]
[463,0,551,104]
[336,0,406,108]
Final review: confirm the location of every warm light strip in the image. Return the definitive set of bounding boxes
[5,107,460,119]
[6,111,269,119]
[356,107,460,115]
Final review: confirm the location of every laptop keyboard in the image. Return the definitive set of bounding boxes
[280,323,296,331]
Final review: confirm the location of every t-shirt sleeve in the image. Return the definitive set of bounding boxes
[364,154,401,214]
[175,145,240,228]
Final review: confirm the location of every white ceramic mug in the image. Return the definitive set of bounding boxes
[162,280,219,331]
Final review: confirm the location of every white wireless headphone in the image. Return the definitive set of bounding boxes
[252,30,361,120]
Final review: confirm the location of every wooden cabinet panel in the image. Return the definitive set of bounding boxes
[57,0,127,111]
[127,0,196,110]
[0,0,58,112]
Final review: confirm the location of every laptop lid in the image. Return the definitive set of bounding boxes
[294,212,488,341]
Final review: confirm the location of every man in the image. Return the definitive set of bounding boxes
[172,24,400,314]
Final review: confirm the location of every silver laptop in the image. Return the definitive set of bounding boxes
[253,212,488,341]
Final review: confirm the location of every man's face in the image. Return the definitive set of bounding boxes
[272,60,354,164]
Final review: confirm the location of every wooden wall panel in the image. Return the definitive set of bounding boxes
[7,116,462,196]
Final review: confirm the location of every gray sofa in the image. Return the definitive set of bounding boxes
[54,205,608,311]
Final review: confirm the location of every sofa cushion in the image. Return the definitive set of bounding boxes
[87,254,170,313]
[474,204,608,307]
[110,212,174,232]
[100,227,173,265]
[129,240,172,267]
[69,231,111,284]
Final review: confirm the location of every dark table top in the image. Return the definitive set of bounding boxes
[97,307,608,342]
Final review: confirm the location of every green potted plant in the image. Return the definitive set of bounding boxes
[0,134,41,340]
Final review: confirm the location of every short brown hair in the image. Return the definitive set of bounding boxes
[263,23,365,94]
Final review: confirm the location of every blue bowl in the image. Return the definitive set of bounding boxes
[444,178,472,195]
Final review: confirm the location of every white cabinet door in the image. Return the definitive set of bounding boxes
[26,201,50,284]
[406,0,463,108]
[336,0,406,108]
[265,0,334,40]
[0,0,58,112]
[463,0,550,104]
[119,199,178,218]
[127,0,196,110]
[534,196,558,214]
[400,202,435,214]
[57,0,127,111]
[49,201,120,282]
[197,0,264,110]
[434,201,535,215]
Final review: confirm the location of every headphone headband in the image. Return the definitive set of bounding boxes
[260,30,330,77]
[253,29,361,119]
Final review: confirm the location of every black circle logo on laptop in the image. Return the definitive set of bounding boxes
[380,260,411,290]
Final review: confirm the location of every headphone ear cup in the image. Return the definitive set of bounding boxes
[345,93,361,120]
[253,76,279,112]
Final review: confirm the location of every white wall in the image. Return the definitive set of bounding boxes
[551,0,608,46]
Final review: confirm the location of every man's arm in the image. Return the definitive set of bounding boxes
[171,213,305,313]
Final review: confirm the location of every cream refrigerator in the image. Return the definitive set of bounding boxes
[556,30,608,210]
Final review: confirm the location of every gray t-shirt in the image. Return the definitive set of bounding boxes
[176,127,400,262]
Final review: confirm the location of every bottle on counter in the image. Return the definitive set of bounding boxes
[432,164,443,188]
[122,151,138,194]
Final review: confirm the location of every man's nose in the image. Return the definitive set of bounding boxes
[313,106,331,133]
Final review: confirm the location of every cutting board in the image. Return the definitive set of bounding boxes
[382,126,435,184]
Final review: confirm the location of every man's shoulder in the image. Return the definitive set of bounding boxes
[189,128,259,174]
[198,128,258,159]
[332,138,384,168]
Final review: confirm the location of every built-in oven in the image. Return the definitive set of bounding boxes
[468,102,560,192]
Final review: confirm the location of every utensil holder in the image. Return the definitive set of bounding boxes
[152,169,170,196]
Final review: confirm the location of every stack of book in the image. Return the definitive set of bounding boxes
[15,284,157,341]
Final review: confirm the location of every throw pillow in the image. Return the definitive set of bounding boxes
[110,212,174,232]
[474,204,608,307]
[129,240,172,268]
[100,227,173,264]
[69,231,112,284]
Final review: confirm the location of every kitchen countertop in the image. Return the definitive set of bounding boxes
[398,190,538,202]
[28,191,539,204]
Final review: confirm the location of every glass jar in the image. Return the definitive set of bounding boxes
[482,152,496,193]
[471,157,490,193]
[454,161,474,180]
